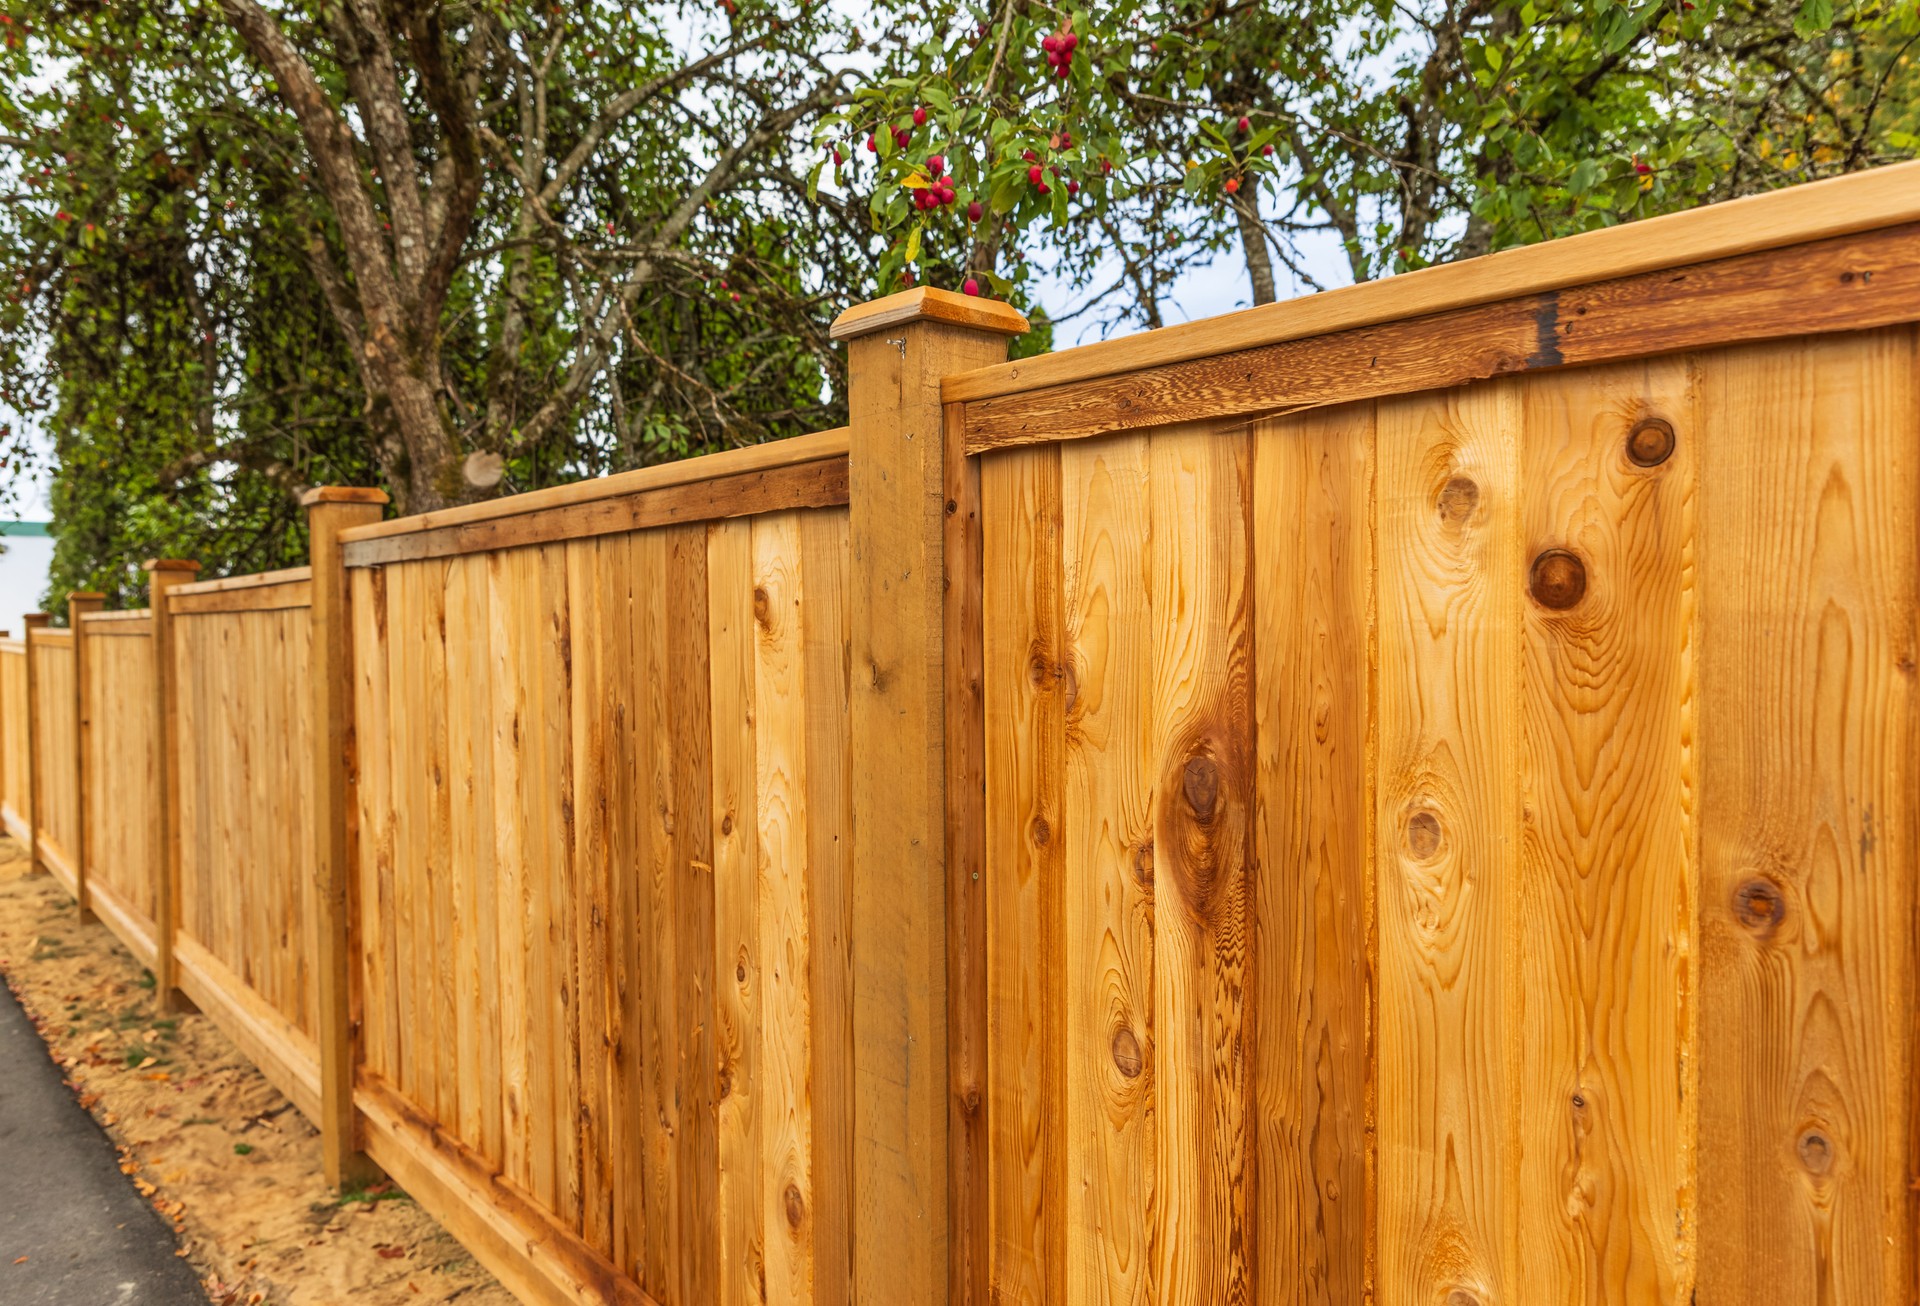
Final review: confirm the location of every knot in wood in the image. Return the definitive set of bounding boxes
[1029,815,1051,848]
[784,1183,806,1228]
[1111,1027,1143,1079]
[1446,1291,1482,1306]
[1131,840,1155,887]
[752,587,771,628]
[721,813,735,837]
[1627,416,1676,467]
[1405,810,1442,861]
[1182,756,1220,822]
[1732,876,1786,938]
[1436,475,1480,525]
[1529,549,1587,610]
[1797,1128,1833,1176]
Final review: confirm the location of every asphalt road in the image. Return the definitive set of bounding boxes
[0,977,206,1304]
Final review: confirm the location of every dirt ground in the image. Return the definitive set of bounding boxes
[0,837,517,1306]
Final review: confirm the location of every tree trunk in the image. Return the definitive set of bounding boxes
[1233,187,1278,306]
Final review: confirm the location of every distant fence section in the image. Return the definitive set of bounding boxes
[3,160,1918,1306]
[80,607,158,968]
[0,635,26,842]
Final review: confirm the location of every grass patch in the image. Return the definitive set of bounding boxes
[337,1181,410,1208]
[233,1143,254,1156]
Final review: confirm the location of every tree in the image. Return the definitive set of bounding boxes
[839,0,1918,317]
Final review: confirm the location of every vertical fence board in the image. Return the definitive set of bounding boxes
[1145,427,1255,1304]
[1249,407,1374,1306]
[1512,360,1696,1299]
[1058,433,1156,1306]
[983,443,1067,1304]
[1372,382,1522,1304]
[1694,329,1917,1304]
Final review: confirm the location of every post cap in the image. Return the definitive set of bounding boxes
[142,559,203,574]
[299,486,390,507]
[22,612,50,625]
[66,591,105,602]
[830,287,1029,343]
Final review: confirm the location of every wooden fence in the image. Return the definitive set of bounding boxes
[0,635,27,842]
[2,159,1917,1306]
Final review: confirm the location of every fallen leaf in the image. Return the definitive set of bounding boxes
[377,1245,407,1260]
[12,1256,27,1265]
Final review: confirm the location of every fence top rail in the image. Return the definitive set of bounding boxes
[29,628,73,648]
[337,425,850,547]
[169,565,313,599]
[942,157,1920,407]
[0,638,20,654]
[81,608,154,624]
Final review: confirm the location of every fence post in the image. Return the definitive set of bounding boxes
[144,561,199,1007]
[303,487,389,1189]
[67,591,104,921]
[833,287,1028,1303]
[22,612,49,875]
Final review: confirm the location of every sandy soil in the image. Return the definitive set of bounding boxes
[0,838,516,1306]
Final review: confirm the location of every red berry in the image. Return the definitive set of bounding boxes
[1037,181,1051,194]
[927,154,945,175]
[1224,176,1240,194]
[833,149,845,165]
[938,185,956,205]
[1238,116,1250,133]
[967,200,983,222]
[1101,157,1113,174]
[1067,179,1079,195]
[1029,164,1044,184]
[1042,34,1059,52]
[1060,130,1072,147]
[1054,64,1068,78]
[1063,32,1078,50]
[866,136,877,153]
[963,277,981,296]
[1261,143,1274,157]
[730,291,740,302]
[1022,149,1038,162]
[894,127,911,147]
[1635,160,1651,175]
[912,106,927,127]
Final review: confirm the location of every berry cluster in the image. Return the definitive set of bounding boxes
[911,153,959,211]
[1042,26,1078,78]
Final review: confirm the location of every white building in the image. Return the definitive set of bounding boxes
[0,522,55,637]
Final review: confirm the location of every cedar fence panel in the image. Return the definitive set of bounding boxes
[0,160,1913,1306]
[169,567,323,1124]
[80,610,160,968]
[340,432,855,1306]
[28,626,79,896]
[0,638,27,843]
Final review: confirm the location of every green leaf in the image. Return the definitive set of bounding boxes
[1794,0,1833,35]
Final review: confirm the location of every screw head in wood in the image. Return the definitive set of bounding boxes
[1627,417,1676,467]
[1529,549,1587,610]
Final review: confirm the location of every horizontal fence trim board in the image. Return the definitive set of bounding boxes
[81,609,154,624]
[37,833,76,895]
[354,1075,660,1306]
[338,426,851,546]
[944,157,1920,404]
[87,874,158,973]
[0,640,20,653]
[962,221,1920,453]
[168,565,314,597]
[341,457,850,567]
[29,630,73,648]
[83,619,155,637]
[175,935,323,1127]
[1,804,26,844]
[170,582,314,615]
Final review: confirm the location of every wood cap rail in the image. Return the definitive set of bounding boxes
[831,286,1030,341]
[944,157,1920,407]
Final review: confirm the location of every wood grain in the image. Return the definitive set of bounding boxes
[1249,407,1373,1306]
[1513,361,1695,1300]
[1693,330,1917,1303]
[1372,382,1522,1305]
[983,443,1068,1304]
[1057,432,1155,1305]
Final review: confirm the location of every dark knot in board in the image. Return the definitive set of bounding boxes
[1436,476,1479,525]
[1111,1027,1143,1079]
[1405,810,1442,861]
[1732,876,1786,937]
[1627,417,1676,467]
[1183,756,1220,822]
[1529,549,1587,610]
